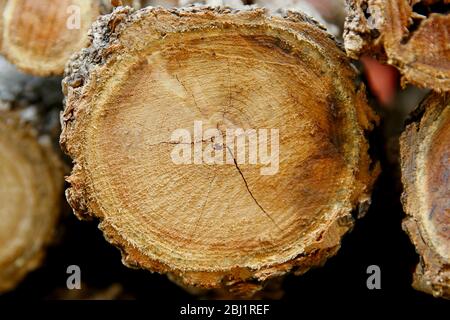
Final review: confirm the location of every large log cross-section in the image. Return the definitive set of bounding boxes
[61,6,379,294]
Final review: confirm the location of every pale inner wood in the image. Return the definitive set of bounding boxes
[83,30,361,270]
[0,138,29,254]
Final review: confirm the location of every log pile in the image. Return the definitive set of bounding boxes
[344,0,449,299]
[0,0,447,300]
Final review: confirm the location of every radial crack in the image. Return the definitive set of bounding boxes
[226,146,282,231]
[145,139,211,148]
[175,74,204,116]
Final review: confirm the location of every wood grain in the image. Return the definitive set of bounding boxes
[61,6,379,294]
[401,92,450,299]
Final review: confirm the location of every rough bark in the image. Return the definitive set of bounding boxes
[179,0,248,9]
[0,0,143,76]
[400,92,450,299]
[179,0,342,36]
[344,0,450,91]
[61,6,379,294]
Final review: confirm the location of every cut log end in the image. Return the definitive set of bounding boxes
[0,111,63,293]
[0,0,100,76]
[61,7,378,293]
[0,0,149,76]
[344,0,450,91]
[401,92,450,299]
